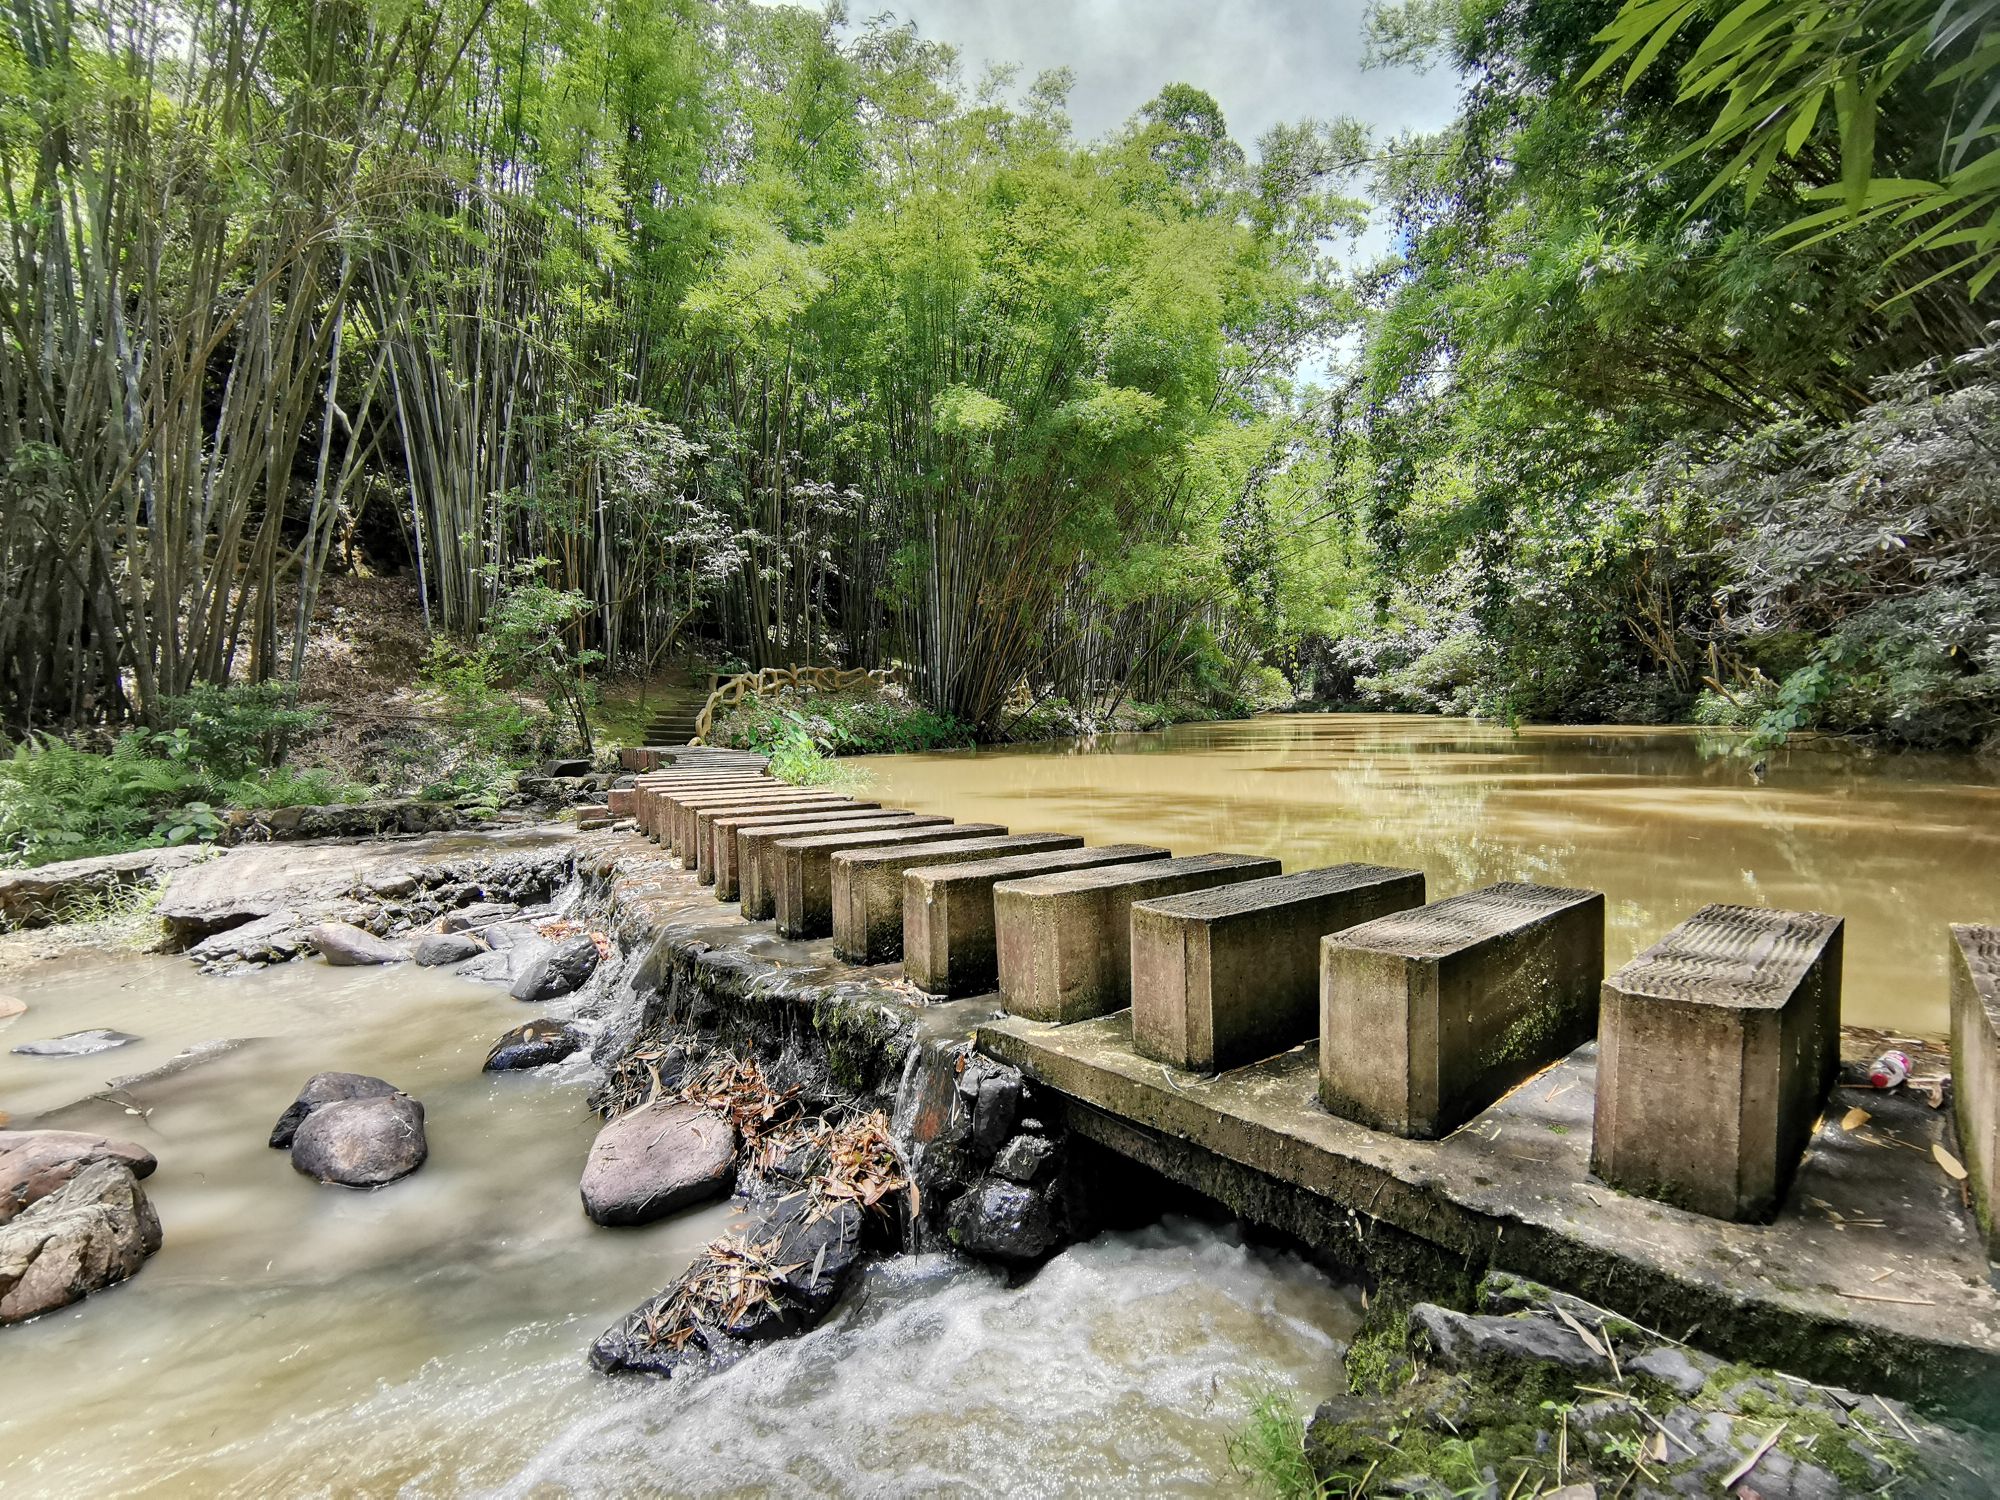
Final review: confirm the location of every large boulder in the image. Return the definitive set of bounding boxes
[268,1072,401,1149]
[412,931,484,967]
[484,1019,584,1072]
[580,1101,738,1226]
[0,846,202,931]
[0,1131,157,1225]
[509,932,601,1004]
[11,1029,139,1058]
[946,1178,1058,1262]
[0,1160,162,1324]
[308,921,407,967]
[290,1095,427,1188]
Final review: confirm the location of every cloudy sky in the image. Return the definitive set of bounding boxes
[850,0,1463,147]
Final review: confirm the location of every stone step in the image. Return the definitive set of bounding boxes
[994,853,1281,1024]
[903,844,1170,998]
[707,808,895,902]
[635,775,774,842]
[1594,902,1843,1222]
[1131,863,1426,1074]
[670,788,855,863]
[774,825,1006,940]
[741,814,954,919]
[1951,925,2000,1254]
[1320,881,1604,1140]
[830,834,1085,966]
[696,797,879,882]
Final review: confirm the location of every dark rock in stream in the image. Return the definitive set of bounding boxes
[509,933,600,1003]
[485,1019,584,1071]
[308,921,408,967]
[1,1131,157,1224]
[290,1094,428,1188]
[0,1160,162,1324]
[413,931,485,967]
[946,1177,1058,1262]
[269,1072,402,1148]
[990,1133,1054,1184]
[442,902,517,933]
[10,1029,140,1058]
[580,1101,737,1226]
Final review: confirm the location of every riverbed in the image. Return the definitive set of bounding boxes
[0,950,1355,1496]
[851,713,2000,1037]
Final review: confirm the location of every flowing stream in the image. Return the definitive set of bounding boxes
[852,712,2000,1037]
[0,953,1353,1496]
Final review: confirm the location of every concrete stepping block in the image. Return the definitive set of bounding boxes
[1132,863,1426,1074]
[995,854,1281,1024]
[647,779,787,849]
[1592,903,1843,1221]
[775,825,1005,940]
[831,834,1085,966]
[711,807,901,899]
[1951,924,2000,1254]
[635,774,770,840]
[696,797,878,882]
[1320,881,1604,1140]
[904,845,1170,998]
[740,814,952,916]
[676,790,860,867]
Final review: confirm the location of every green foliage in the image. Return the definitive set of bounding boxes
[158,682,326,783]
[1227,1384,1329,1500]
[477,559,602,753]
[712,693,976,757]
[421,638,547,759]
[764,725,851,788]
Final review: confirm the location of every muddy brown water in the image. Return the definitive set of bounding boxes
[0,952,1357,1495]
[851,713,2000,1038]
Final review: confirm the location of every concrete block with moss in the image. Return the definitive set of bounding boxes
[710,807,903,900]
[829,833,1083,965]
[775,825,1006,939]
[694,794,873,880]
[1594,903,1843,1222]
[1320,881,1603,1139]
[740,814,953,920]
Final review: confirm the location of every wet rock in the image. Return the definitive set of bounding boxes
[580,1101,738,1226]
[443,902,516,934]
[946,1178,1058,1262]
[0,846,202,931]
[725,1192,866,1340]
[1406,1303,1610,1378]
[485,1019,584,1071]
[0,1131,157,1224]
[0,996,22,1021]
[991,1134,1054,1184]
[510,933,600,1003]
[308,921,408,967]
[290,1094,427,1187]
[546,757,591,778]
[187,909,310,968]
[954,1056,1023,1155]
[413,931,484,967]
[1629,1344,1707,1397]
[0,1160,162,1324]
[456,949,516,984]
[268,1072,401,1149]
[11,1029,140,1058]
[481,921,542,950]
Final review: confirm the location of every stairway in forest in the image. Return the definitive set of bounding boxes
[642,685,707,745]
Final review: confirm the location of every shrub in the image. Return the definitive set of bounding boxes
[711,690,974,757]
[0,732,209,867]
[159,681,325,781]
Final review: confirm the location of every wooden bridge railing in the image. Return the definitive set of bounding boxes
[691,665,908,745]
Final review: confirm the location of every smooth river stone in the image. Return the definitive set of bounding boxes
[11,1029,139,1058]
[1,1130,158,1225]
[580,1101,739,1226]
[290,1095,429,1188]
[0,1160,163,1325]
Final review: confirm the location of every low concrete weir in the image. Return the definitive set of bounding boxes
[1131,864,1426,1074]
[830,833,1084,966]
[995,854,1281,1024]
[1953,924,2000,1256]
[1319,882,1604,1140]
[775,824,1007,939]
[741,814,955,919]
[1594,904,1843,1221]
[903,844,1170,999]
[712,808,903,900]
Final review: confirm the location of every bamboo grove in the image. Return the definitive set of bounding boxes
[0,0,1361,735]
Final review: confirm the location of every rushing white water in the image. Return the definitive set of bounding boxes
[0,951,1357,1497]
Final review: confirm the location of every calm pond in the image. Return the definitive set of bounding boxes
[853,712,2000,1038]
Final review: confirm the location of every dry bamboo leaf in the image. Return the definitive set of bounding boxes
[1552,1303,1607,1358]
[1933,1143,1968,1181]
[1840,1106,1871,1131]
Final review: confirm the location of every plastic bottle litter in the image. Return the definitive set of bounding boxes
[1868,1049,1911,1089]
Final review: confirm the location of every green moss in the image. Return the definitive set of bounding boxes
[812,997,910,1093]
[1344,1300,1412,1396]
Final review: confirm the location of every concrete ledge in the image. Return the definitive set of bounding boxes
[689,793,865,876]
[776,825,1005,939]
[635,774,770,843]
[742,814,952,919]
[1321,882,1604,1139]
[905,845,1170,998]
[995,854,1281,1024]
[830,834,1083,966]
[1595,904,1843,1222]
[671,788,832,861]
[1952,924,2000,1257]
[713,808,906,901]
[978,1010,2000,1413]
[1132,863,1425,1074]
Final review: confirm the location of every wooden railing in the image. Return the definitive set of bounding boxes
[692,665,908,744]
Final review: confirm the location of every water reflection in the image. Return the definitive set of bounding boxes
[851,714,2000,1036]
